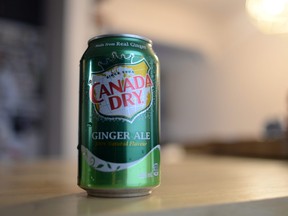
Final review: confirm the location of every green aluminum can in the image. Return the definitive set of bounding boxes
[78,34,160,197]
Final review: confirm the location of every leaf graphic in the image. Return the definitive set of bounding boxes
[116,166,121,170]
[107,163,112,169]
[96,164,104,168]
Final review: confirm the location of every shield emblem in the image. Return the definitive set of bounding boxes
[90,59,153,122]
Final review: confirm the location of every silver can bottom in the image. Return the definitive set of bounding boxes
[86,188,153,198]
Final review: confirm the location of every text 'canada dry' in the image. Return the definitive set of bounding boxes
[78,34,160,197]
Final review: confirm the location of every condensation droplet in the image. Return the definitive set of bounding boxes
[90,176,95,182]
[87,122,92,127]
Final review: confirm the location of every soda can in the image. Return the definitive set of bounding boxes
[78,34,160,197]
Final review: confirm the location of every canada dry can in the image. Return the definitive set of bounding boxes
[78,34,160,197]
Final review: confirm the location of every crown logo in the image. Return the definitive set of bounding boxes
[97,52,135,72]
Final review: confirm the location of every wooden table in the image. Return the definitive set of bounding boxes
[1,153,288,215]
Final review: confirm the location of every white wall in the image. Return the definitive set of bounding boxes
[156,33,288,142]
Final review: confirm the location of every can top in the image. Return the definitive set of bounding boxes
[88,34,152,45]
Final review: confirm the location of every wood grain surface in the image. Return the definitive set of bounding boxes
[1,154,288,215]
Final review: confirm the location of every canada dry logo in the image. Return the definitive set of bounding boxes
[89,52,153,122]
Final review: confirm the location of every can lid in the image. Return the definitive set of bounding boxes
[88,34,152,45]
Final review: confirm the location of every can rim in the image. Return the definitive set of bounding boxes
[88,34,152,45]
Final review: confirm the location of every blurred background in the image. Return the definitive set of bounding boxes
[1,0,288,161]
